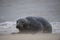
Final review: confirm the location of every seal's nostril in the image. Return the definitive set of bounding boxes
[16,26,19,28]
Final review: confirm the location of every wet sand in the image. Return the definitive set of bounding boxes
[0,33,60,40]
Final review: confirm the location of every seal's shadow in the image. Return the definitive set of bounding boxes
[11,31,41,34]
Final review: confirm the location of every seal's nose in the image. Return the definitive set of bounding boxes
[16,24,19,28]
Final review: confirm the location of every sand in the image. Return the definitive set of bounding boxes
[0,33,60,40]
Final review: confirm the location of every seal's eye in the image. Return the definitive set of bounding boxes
[17,21,18,23]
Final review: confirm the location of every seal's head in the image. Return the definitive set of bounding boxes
[16,18,30,31]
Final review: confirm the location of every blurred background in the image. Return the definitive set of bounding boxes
[0,0,60,22]
[0,0,60,34]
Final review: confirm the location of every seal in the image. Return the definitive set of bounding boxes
[16,16,52,33]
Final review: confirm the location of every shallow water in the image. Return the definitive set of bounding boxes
[0,21,60,34]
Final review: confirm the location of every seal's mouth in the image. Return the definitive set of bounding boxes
[16,23,24,29]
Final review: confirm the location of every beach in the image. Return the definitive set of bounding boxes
[0,33,60,40]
